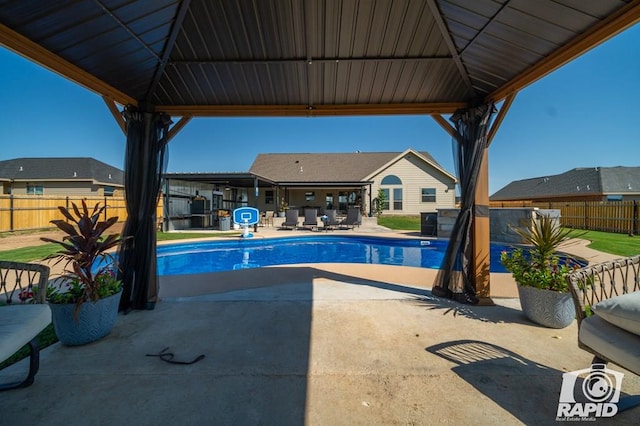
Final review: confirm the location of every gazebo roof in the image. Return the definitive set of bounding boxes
[1,0,638,117]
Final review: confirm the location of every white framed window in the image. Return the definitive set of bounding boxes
[393,188,403,210]
[381,188,390,210]
[381,175,402,210]
[26,184,43,195]
[421,188,436,203]
[381,175,401,185]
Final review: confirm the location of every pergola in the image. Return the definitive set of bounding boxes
[1,1,638,310]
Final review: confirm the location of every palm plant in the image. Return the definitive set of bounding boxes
[512,212,574,260]
[500,213,581,292]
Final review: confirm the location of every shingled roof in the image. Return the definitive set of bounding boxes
[490,166,640,201]
[0,157,124,186]
[249,150,451,185]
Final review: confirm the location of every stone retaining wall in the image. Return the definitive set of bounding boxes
[435,208,560,243]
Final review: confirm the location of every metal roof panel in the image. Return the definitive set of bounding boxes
[0,0,636,113]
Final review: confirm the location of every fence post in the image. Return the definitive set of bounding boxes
[633,200,639,236]
[9,194,14,231]
[583,201,588,230]
[104,196,108,220]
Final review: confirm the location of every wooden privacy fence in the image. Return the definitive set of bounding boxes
[490,200,640,235]
[0,195,163,233]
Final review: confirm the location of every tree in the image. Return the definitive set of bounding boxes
[372,188,386,217]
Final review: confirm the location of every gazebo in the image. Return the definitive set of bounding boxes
[1,1,638,310]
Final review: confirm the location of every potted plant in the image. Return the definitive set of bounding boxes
[41,200,124,346]
[500,212,580,329]
[278,198,288,217]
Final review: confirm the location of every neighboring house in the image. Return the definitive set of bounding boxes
[163,149,457,225]
[490,166,640,203]
[0,157,124,196]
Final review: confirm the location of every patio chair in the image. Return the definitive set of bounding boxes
[0,261,51,391]
[565,255,640,411]
[260,210,274,227]
[302,208,318,231]
[339,207,362,230]
[280,209,299,230]
[323,209,340,230]
[565,255,640,374]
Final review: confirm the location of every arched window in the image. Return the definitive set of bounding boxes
[380,175,402,211]
[381,175,402,185]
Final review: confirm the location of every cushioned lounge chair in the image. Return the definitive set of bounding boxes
[565,255,640,412]
[340,207,362,230]
[302,208,318,231]
[0,261,51,391]
[323,209,340,230]
[565,255,640,374]
[280,209,299,230]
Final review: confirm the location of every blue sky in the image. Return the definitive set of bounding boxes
[1,23,638,195]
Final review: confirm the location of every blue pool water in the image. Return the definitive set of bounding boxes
[156,236,525,276]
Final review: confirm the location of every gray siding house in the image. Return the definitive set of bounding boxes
[491,167,640,203]
[0,157,124,196]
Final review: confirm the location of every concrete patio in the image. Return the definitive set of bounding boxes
[1,223,638,425]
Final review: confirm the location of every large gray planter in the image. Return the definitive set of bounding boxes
[516,284,575,329]
[49,290,122,346]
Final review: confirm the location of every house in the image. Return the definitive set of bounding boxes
[249,149,457,215]
[163,148,457,229]
[490,166,640,203]
[0,157,124,196]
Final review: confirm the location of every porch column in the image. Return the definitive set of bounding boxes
[118,104,172,311]
[473,148,491,304]
[432,103,495,305]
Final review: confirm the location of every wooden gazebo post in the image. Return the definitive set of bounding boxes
[472,147,491,304]
[431,93,516,304]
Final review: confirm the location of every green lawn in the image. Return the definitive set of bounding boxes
[0,243,60,263]
[0,231,241,263]
[568,229,640,257]
[377,215,421,231]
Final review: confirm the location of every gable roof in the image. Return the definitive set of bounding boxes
[363,148,456,182]
[0,157,124,186]
[249,151,452,185]
[490,166,640,200]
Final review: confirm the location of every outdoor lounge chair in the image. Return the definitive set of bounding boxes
[323,209,340,230]
[565,255,640,375]
[0,261,51,391]
[280,209,299,230]
[302,208,318,231]
[339,207,362,229]
[565,255,640,411]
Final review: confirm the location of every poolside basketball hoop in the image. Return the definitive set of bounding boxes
[232,207,260,238]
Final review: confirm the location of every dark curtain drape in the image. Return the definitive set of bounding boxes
[432,103,495,305]
[118,105,172,311]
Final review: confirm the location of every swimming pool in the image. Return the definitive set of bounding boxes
[156,235,526,276]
